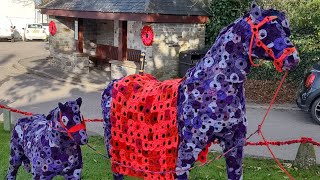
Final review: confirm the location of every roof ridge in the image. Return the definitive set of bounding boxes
[40,0,210,16]
[144,0,151,13]
[186,0,211,15]
[39,0,60,9]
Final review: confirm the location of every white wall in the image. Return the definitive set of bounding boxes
[0,0,47,33]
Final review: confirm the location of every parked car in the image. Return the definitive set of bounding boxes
[41,22,49,37]
[23,23,47,41]
[296,62,320,125]
[0,16,17,42]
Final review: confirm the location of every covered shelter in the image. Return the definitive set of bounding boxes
[40,0,210,79]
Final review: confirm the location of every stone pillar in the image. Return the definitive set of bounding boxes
[294,143,317,169]
[3,110,12,131]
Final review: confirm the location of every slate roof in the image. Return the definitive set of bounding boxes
[40,0,210,16]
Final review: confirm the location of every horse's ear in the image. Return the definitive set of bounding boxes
[250,1,262,20]
[58,102,66,111]
[76,97,82,106]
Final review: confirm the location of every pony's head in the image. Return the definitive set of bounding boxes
[57,97,88,145]
[246,2,300,72]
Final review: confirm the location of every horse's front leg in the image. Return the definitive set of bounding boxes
[175,139,202,180]
[220,123,246,180]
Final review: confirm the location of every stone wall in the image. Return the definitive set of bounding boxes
[83,19,114,56]
[49,16,89,73]
[113,21,206,80]
[83,19,97,56]
[152,23,206,79]
[49,16,76,53]
[97,20,114,46]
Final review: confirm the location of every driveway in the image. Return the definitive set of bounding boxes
[0,42,319,163]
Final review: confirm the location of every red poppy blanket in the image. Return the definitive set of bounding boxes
[110,74,182,180]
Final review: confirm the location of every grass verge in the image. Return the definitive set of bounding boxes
[0,123,319,179]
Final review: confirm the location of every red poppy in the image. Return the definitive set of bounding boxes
[49,21,57,36]
[141,25,154,46]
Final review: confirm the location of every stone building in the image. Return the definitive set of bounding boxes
[40,0,210,80]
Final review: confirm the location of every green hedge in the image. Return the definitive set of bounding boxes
[206,0,320,84]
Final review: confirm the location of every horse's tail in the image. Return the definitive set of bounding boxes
[101,79,120,157]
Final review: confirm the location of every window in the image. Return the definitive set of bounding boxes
[27,24,43,28]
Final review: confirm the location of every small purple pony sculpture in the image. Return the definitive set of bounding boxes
[6,98,88,180]
[102,2,300,180]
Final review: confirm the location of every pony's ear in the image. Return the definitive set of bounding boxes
[76,97,82,106]
[58,102,66,111]
[250,1,262,20]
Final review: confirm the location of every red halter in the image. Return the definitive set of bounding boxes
[246,16,297,72]
[58,112,86,140]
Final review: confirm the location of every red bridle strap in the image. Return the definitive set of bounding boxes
[59,112,86,140]
[246,16,297,72]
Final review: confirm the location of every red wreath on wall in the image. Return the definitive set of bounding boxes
[49,21,57,36]
[141,25,154,46]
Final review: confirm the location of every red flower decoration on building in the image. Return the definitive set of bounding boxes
[49,21,57,36]
[141,25,154,46]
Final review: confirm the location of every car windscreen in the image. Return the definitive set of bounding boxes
[28,24,42,29]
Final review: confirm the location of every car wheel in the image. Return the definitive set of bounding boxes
[311,97,320,125]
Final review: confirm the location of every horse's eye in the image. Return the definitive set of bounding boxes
[62,116,69,124]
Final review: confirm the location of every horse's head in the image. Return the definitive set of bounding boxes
[246,2,300,72]
[57,97,88,145]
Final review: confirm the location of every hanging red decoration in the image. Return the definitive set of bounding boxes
[141,25,154,46]
[49,21,57,36]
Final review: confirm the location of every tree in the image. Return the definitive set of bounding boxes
[205,0,251,46]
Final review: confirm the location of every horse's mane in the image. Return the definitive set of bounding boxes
[46,107,59,121]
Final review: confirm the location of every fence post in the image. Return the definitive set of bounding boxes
[3,110,12,131]
[294,143,316,169]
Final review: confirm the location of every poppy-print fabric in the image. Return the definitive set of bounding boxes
[6,98,88,180]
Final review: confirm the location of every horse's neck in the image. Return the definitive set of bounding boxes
[48,108,61,128]
[185,17,250,84]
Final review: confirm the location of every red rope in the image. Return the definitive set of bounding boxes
[245,137,320,146]
[0,104,33,116]
[84,119,103,123]
[256,71,294,180]
[0,104,103,123]
[259,71,288,128]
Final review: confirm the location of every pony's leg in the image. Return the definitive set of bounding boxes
[113,173,124,180]
[221,123,246,180]
[63,168,82,180]
[6,132,24,179]
[22,158,31,173]
[32,174,53,180]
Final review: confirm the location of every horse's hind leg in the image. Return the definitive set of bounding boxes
[220,123,246,180]
[101,79,119,158]
[101,80,124,180]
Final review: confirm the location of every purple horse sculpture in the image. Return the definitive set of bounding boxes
[101,2,300,180]
[6,98,88,180]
